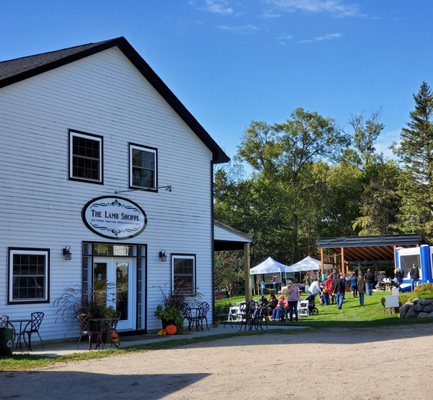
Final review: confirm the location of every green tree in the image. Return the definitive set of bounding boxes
[234,108,350,263]
[345,111,384,170]
[352,162,401,235]
[395,82,433,237]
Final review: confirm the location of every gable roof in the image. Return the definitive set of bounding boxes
[0,36,229,164]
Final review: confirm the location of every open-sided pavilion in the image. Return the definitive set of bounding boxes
[316,234,431,274]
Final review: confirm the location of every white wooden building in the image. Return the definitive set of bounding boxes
[0,37,229,340]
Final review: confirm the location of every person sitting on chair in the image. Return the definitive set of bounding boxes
[272,295,287,321]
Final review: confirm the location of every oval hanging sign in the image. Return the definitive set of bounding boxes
[82,196,147,240]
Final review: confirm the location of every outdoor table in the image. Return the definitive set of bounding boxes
[188,308,202,331]
[89,317,119,349]
[9,318,31,350]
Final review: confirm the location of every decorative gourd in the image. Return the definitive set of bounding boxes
[111,331,120,343]
[165,324,177,335]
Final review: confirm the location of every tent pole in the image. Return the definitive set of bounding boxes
[244,242,251,302]
[320,247,324,275]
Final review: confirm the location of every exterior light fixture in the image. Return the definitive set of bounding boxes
[63,246,72,260]
[159,250,167,262]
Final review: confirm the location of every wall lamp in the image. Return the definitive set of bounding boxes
[63,246,72,260]
[159,250,167,262]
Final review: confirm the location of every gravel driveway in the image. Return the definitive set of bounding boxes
[2,324,433,400]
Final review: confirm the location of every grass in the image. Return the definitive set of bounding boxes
[217,291,433,328]
[2,290,432,371]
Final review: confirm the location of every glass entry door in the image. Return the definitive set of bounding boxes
[93,257,136,330]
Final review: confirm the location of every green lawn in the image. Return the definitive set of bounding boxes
[2,290,432,371]
[216,290,433,328]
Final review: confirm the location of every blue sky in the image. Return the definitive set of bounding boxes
[1,0,432,160]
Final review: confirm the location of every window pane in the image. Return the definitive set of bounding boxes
[71,134,101,181]
[173,257,195,294]
[131,147,155,189]
[93,263,107,307]
[11,253,47,301]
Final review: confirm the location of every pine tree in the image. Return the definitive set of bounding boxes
[396,82,433,237]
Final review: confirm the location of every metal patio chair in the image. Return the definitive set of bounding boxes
[197,302,210,331]
[77,313,101,350]
[23,312,44,350]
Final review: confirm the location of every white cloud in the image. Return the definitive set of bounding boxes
[263,10,282,19]
[263,0,364,18]
[277,34,294,45]
[298,32,342,43]
[204,0,233,15]
[217,24,260,35]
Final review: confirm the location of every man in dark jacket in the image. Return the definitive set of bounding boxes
[332,274,346,309]
[365,269,375,296]
[410,264,420,291]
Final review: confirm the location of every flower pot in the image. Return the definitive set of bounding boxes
[161,319,176,329]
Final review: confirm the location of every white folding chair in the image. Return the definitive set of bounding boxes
[298,300,309,316]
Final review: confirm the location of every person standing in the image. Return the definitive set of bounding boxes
[365,269,375,296]
[310,271,317,282]
[357,273,366,306]
[332,274,346,309]
[260,279,266,296]
[287,281,301,322]
[226,282,233,298]
[395,268,404,286]
[410,264,420,291]
[350,272,358,298]
[272,275,278,294]
[324,275,334,305]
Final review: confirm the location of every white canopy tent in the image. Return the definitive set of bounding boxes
[286,256,323,273]
[249,257,291,275]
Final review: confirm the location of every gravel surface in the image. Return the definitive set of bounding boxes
[2,324,433,400]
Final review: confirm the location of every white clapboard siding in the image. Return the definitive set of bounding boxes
[0,47,214,339]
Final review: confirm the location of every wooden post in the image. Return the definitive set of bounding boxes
[244,242,251,302]
[341,247,345,274]
[393,245,397,271]
[333,253,337,270]
[320,247,324,274]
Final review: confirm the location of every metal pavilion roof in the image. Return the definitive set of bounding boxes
[317,234,431,262]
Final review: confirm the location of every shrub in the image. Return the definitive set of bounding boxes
[398,293,412,304]
[214,302,233,321]
[414,283,433,299]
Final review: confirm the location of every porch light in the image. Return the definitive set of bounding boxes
[63,246,72,260]
[159,250,167,262]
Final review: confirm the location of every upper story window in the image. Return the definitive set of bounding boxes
[8,248,50,304]
[69,130,103,183]
[129,144,157,191]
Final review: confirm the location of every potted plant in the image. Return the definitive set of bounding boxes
[154,305,184,334]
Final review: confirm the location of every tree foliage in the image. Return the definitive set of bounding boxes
[215,83,433,281]
[396,82,433,236]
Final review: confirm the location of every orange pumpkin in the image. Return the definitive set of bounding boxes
[165,324,177,335]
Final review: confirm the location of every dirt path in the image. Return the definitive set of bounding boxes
[2,324,433,400]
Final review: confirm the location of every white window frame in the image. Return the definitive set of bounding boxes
[129,144,157,191]
[171,254,196,295]
[69,130,103,183]
[8,248,49,304]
